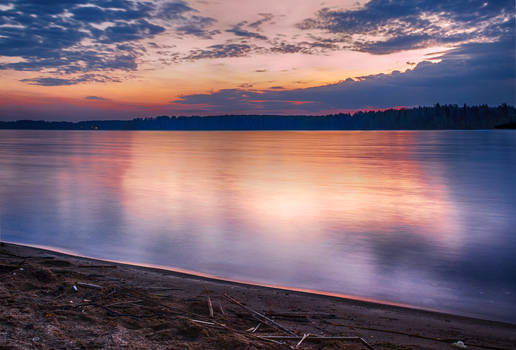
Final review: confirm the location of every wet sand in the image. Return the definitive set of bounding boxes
[1,242,515,350]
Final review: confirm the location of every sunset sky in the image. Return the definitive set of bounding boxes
[0,0,514,120]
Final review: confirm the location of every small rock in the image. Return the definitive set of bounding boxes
[452,340,467,349]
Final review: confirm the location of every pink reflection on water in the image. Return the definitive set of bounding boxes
[121,131,462,247]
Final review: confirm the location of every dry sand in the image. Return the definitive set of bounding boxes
[0,242,515,350]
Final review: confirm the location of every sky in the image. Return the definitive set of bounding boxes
[0,0,514,120]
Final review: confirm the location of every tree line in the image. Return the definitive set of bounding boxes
[1,104,515,130]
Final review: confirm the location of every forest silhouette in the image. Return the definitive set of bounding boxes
[1,104,514,130]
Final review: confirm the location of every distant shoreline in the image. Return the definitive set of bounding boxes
[1,104,515,131]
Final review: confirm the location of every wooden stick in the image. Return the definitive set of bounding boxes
[255,337,287,346]
[334,324,511,350]
[251,323,261,333]
[190,319,216,326]
[247,323,261,333]
[359,337,376,350]
[218,301,225,315]
[207,296,214,318]
[258,335,376,349]
[296,333,309,348]
[104,300,142,308]
[76,282,102,289]
[224,294,297,336]
[266,312,335,318]
[260,335,361,340]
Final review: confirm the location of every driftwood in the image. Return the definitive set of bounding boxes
[296,333,310,348]
[246,323,261,333]
[218,300,225,316]
[77,282,102,289]
[207,296,214,318]
[224,294,297,336]
[258,335,376,350]
[334,324,513,350]
[190,319,216,326]
[104,300,142,308]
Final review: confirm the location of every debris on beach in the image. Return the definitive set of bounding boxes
[1,243,515,350]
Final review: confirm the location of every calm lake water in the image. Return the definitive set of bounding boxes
[1,130,515,323]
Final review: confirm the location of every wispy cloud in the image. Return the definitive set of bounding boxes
[297,0,515,54]
[21,74,120,86]
[85,96,107,101]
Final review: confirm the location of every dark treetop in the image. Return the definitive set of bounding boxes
[1,104,515,130]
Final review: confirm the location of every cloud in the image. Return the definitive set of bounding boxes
[174,37,515,112]
[226,21,268,40]
[0,0,218,81]
[85,96,107,101]
[21,74,120,86]
[175,15,220,39]
[158,0,196,20]
[298,0,515,54]
[95,19,165,44]
[269,40,339,55]
[224,13,274,41]
[185,43,256,60]
[248,13,274,30]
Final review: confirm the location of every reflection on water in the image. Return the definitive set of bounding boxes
[1,130,515,323]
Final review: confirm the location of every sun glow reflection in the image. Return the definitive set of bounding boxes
[121,131,462,248]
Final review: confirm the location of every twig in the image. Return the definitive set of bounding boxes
[334,324,513,350]
[296,333,309,348]
[247,323,261,333]
[266,312,336,319]
[260,335,361,340]
[258,335,376,350]
[104,300,142,308]
[218,300,225,316]
[251,335,287,346]
[207,296,214,318]
[77,282,102,289]
[190,319,216,326]
[224,294,297,336]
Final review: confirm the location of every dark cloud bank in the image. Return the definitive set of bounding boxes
[175,38,515,113]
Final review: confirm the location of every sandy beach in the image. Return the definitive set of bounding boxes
[0,242,514,350]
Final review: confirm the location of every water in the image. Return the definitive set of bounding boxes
[1,130,515,323]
